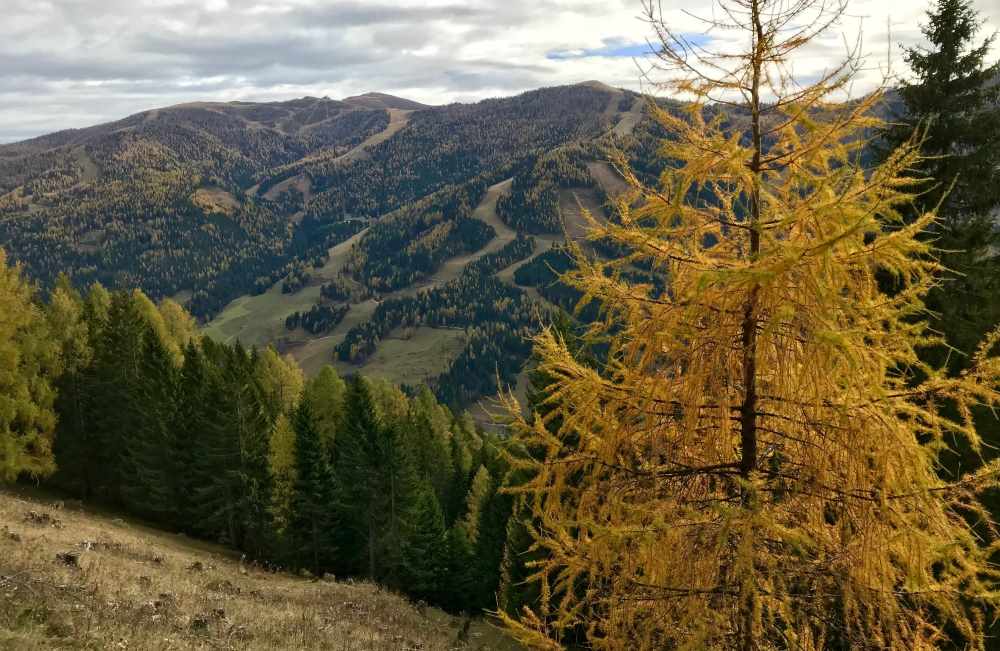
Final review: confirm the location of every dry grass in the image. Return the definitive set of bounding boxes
[0,488,519,650]
[353,327,467,386]
[191,187,241,216]
[585,161,629,198]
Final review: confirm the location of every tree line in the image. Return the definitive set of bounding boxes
[0,261,546,615]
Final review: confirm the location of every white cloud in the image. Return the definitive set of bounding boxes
[1,0,997,142]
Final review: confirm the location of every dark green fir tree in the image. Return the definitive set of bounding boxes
[401,485,449,605]
[287,400,336,575]
[884,0,1000,218]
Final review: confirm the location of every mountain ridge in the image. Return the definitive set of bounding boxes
[0,81,648,410]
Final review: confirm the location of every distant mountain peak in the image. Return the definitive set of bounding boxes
[575,80,621,93]
[342,92,429,111]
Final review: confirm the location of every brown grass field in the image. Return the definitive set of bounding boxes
[0,488,520,650]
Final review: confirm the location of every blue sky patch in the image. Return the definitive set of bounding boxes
[547,34,711,60]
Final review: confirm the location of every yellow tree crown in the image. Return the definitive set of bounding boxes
[501,1,1000,648]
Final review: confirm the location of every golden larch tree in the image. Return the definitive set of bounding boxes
[500,0,1000,648]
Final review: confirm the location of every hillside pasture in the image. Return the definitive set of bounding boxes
[0,488,519,650]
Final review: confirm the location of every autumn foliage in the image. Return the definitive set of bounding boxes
[501,0,1000,648]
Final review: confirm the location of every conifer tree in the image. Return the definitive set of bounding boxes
[83,282,111,328]
[445,522,476,611]
[255,347,304,422]
[303,366,347,454]
[157,298,198,362]
[501,0,1000,648]
[0,248,57,481]
[408,386,458,515]
[498,502,541,620]
[170,338,207,527]
[48,276,96,494]
[401,485,449,604]
[267,413,297,537]
[499,311,586,621]
[460,465,492,544]
[469,475,513,612]
[121,325,183,522]
[287,400,336,574]
[335,375,417,581]
[880,0,1000,491]
[334,375,387,578]
[89,290,148,501]
[884,0,1000,218]
[191,342,271,554]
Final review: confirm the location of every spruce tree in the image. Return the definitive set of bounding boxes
[335,375,416,581]
[882,0,1000,505]
[468,479,513,612]
[171,339,207,529]
[121,325,181,521]
[400,485,449,605]
[287,400,336,575]
[334,375,385,577]
[191,342,271,555]
[884,0,1000,218]
[444,523,476,612]
[408,386,456,511]
[459,465,492,544]
[89,290,148,501]
[48,277,97,495]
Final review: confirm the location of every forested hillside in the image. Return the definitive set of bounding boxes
[0,83,625,323]
[0,254,542,624]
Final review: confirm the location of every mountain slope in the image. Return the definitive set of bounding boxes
[343,92,430,111]
[207,91,647,412]
[0,82,649,412]
[0,96,394,316]
[0,84,625,319]
[0,487,518,650]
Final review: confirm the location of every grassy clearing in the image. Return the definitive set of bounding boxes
[558,186,604,240]
[337,109,412,164]
[612,96,644,137]
[586,161,630,198]
[0,488,519,650]
[262,175,311,202]
[191,187,241,216]
[72,147,99,184]
[203,228,367,348]
[353,327,467,387]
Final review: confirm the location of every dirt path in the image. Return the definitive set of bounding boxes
[252,109,414,199]
[336,108,411,164]
[613,96,644,136]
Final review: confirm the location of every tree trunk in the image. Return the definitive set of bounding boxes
[737,3,765,649]
[368,515,376,579]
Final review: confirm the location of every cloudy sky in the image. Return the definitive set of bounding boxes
[3,0,998,142]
